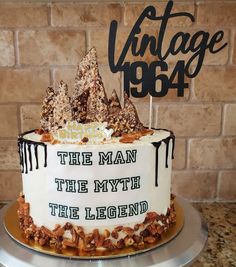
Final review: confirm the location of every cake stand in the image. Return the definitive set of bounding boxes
[0,197,207,267]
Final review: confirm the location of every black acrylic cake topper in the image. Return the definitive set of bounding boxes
[108,0,227,98]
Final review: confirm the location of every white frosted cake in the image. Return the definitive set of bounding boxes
[17,48,176,253]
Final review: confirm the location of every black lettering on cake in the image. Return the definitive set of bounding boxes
[77,180,88,193]
[50,201,149,220]
[58,204,68,218]
[94,177,140,193]
[107,206,117,219]
[55,178,65,191]
[57,151,68,165]
[49,203,58,216]
[96,207,107,220]
[126,149,137,163]
[131,176,141,190]
[99,150,137,165]
[49,203,80,219]
[119,177,131,191]
[94,180,108,192]
[82,152,93,165]
[57,151,93,166]
[85,207,95,220]
[69,152,81,165]
[128,202,139,216]
[65,179,77,193]
[114,151,125,164]
[118,205,128,218]
[140,201,148,214]
[69,207,80,219]
[108,179,120,192]
[99,151,113,165]
[54,178,88,193]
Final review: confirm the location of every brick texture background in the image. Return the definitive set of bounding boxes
[0,1,235,202]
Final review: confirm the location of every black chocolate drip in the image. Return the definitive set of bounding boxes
[152,142,162,187]
[34,144,39,169]
[171,135,175,159]
[151,130,175,187]
[18,140,24,173]
[18,131,47,174]
[44,145,47,167]
[163,137,171,168]
[27,144,32,171]
[23,141,28,174]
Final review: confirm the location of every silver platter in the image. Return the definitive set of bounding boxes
[0,197,208,267]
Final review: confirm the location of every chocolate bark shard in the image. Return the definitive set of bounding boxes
[52,81,72,132]
[123,93,144,131]
[108,89,121,114]
[108,93,144,136]
[74,47,98,95]
[71,47,98,122]
[86,74,109,122]
[40,48,144,136]
[40,86,56,132]
[71,89,89,123]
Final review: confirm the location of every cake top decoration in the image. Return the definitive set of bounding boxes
[108,89,121,115]
[56,121,113,143]
[40,47,144,143]
[86,72,109,123]
[40,86,56,132]
[71,47,98,123]
[52,81,72,132]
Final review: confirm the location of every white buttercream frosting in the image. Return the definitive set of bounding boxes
[21,129,173,232]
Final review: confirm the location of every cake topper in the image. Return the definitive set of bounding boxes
[56,121,113,143]
[108,0,227,98]
[40,48,144,137]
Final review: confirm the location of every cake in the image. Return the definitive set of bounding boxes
[17,48,176,254]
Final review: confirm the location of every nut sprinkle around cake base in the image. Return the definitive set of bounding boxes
[3,196,182,258]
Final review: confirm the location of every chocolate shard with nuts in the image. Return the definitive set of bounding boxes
[86,74,109,123]
[108,92,145,136]
[123,93,144,131]
[40,86,56,132]
[52,81,72,132]
[71,90,89,123]
[108,89,121,114]
[71,47,99,122]
[39,48,148,137]
[74,47,98,96]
